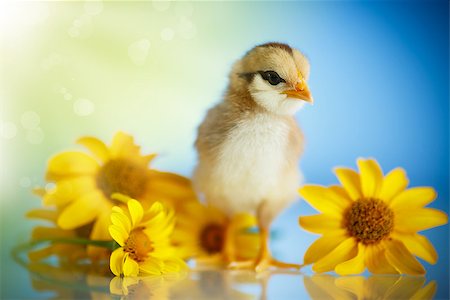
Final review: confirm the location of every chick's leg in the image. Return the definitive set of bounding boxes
[254,224,301,272]
[229,201,302,271]
[223,220,236,263]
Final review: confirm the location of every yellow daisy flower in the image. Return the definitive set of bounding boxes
[109,195,187,277]
[172,202,259,263]
[299,158,448,275]
[40,131,196,257]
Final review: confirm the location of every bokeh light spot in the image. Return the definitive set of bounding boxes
[20,111,40,129]
[45,182,56,192]
[152,0,171,12]
[19,177,31,188]
[74,98,95,116]
[0,121,17,139]
[160,27,175,41]
[128,39,151,65]
[84,0,103,16]
[26,128,44,144]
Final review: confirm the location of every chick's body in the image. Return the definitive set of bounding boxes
[194,99,303,226]
[193,42,313,270]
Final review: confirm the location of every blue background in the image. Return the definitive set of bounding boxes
[1,1,448,299]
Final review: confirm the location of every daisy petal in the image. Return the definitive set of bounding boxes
[26,209,58,222]
[385,276,426,299]
[334,168,362,200]
[139,257,163,275]
[111,211,131,233]
[46,151,99,180]
[304,275,354,300]
[110,248,125,276]
[384,239,425,275]
[109,225,128,246]
[299,185,351,215]
[334,276,366,299]
[77,136,110,162]
[110,132,140,159]
[379,168,408,203]
[299,214,342,234]
[304,230,348,264]
[391,232,437,264]
[411,281,437,300]
[91,212,112,240]
[335,243,365,275]
[390,187,436,210]
[128,199,144,226]
[123,254,139,276]
[364,244,398,274]
[395,208,448,232]
[312,238,357,273]
[357,158,383,198]
[57,191,102,229]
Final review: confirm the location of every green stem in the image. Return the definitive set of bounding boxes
[26,237,118,249]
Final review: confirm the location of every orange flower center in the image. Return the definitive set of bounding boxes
[124,228,153,262]
[345,198,394,244]
[200,223,224,254]
[96,159,147,199]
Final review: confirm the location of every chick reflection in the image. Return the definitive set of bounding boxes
[304,274,436,300]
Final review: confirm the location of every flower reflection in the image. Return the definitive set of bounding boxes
[26,260,111,299]
[304,274,436,300]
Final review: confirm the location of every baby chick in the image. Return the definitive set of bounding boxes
[193,42,313,271]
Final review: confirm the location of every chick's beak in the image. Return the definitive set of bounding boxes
[282,78,313,104]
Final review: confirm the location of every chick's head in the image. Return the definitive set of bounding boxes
[231,42,313,115]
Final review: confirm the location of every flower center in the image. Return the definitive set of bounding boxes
[345,198,394,244]
[124,228,153,262]
[96,159,147,199]
[200,223,224,254]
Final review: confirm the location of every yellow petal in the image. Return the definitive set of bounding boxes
[299,185,352,215]
[334,276,366,298]
[395,208,448,232]
[299,214,343,234]
[304,275,354,300]
[109,224,128,246]
[91,212,113,240]
[411,281,437,300]
[335,243,366,275]
[77,136,110,162]
[357,158,383,198]
[312,238,357,273]
[43,176,96,207]
[364,244,398,274]
[139,257,163,275]
[110,248,125,276]
[379,168,409,203]
[26,209,58,222]
[384,276,426,299]
[303,230,348,264]
[123,254,139,276]
[111,211,131,233]
[334,168,362,200]
[110,132,141,160]
[57,191,103,229]
[390,187,436,210]
[127,199,144,227]
[384,239,425,275]
[46,151,99,180]
[391,232,437,264]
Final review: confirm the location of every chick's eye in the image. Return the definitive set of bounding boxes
[261,71,285,85]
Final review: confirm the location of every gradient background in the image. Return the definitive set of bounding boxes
[1,1,448,299]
